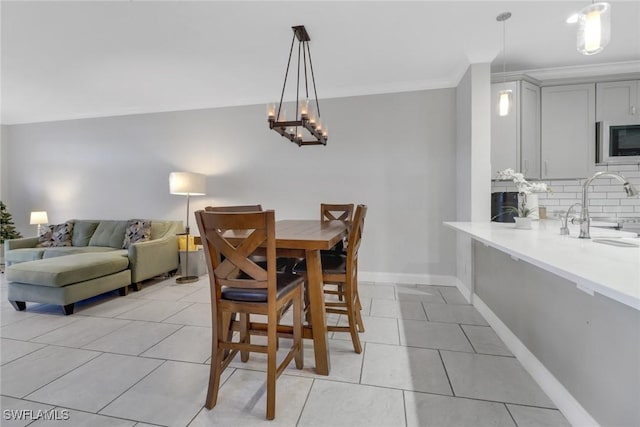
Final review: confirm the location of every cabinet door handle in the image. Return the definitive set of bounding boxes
[544,160,549,177]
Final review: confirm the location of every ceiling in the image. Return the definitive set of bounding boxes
[2,0,639,125]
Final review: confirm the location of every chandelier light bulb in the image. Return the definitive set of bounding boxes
[300,99,309,118]
[267,103,276,120]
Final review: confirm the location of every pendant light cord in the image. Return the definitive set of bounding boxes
[496,12,511,85]
[502,18,506,84]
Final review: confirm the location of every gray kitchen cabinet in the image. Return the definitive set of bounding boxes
[541,83,595,179]
[491,80,541,179]
[596,80,639,121]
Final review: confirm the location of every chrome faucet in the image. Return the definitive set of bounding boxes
[578,172,639,239]
[560,203,581,235]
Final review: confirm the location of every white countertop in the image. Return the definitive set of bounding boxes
[444,220,640,311]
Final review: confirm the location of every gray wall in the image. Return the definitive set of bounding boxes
[3,89,458,280]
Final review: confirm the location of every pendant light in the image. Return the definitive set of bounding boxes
[496,12,512,117]
[576,2,611,55]
[267,25,328,146]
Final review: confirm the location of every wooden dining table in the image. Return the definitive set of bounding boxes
[224,219,348,376]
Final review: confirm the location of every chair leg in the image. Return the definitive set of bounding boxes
[355,296,365,333]
[293,288,304,369]
[205,310,226,410]
[240,313,250,362]
[345,281,362,354]
[266,312,278,420]
[354,272,365,332]
[205,347,225,410]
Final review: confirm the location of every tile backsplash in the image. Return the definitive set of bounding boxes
[491,164,640,222]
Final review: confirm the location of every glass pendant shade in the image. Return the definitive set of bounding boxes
[577,2,610,55]
[498,89,512,117]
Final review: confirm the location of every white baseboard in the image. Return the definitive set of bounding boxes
[358,271,457,286]
[452,277,472,303]
[473,295,599,427]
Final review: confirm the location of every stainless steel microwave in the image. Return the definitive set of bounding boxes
[596,119,640,164]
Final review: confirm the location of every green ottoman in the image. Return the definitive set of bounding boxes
[7,252,131,315]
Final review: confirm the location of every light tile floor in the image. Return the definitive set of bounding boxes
[0,273,571,427]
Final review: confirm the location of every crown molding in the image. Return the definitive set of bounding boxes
[491,61,640,87]
[523,61,640,85]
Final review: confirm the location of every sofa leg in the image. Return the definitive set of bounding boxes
[132,282,142,292]
[10,300,26,312]
[119,286,129,296]
[62,304,74,315]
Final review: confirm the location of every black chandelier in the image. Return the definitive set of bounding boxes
[267,25,327,146]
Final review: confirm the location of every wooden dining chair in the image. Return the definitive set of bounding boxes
[204,205,295,273]
[319,203,354,302]
[320,203,354,254]
[195,209,304,420]
[295,204,367,353]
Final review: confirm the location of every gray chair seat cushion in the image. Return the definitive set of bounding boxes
[6,253,130,288]
[293,253,346,275]
[222,273,304,302]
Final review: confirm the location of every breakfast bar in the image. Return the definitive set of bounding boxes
[445,220,639,427]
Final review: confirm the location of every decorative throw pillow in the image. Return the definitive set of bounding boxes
[122,219,152,249]
[38,222,74,247]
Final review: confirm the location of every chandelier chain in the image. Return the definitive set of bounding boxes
[306,42,321,118]
[277,32,297,122]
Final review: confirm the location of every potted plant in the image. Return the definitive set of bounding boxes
[502,195,534,229]
[496,168,550,220]
[1,201,23,266]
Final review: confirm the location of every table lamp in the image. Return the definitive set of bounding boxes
[30,211,49,236]
[169,172,206,284]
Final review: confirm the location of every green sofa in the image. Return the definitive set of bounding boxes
[5,219,183,314]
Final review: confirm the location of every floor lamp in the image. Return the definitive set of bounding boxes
[170,172,206,284]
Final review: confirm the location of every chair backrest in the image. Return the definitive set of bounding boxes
[321,203,354,252]
[320,203,354,223]
[345,204,367,279]
[195,210,277,301]
[205,205,263,212]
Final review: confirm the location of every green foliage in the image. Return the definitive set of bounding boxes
[0,201,22,244]
[502,205,533,218]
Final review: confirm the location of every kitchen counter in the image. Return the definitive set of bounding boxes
[445,220,640,427]
[444,220,640,310]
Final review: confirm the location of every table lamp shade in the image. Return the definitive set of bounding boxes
[30,211,49,225]
[169,172,206,196]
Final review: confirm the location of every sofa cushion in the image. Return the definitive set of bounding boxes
[5,248,46,264]
[123,219,151,249]
[150,221,169,240]
[38,222,74,247]
[88,221,128,249]
[6,253,130,288]
[72,221,100,247]
[42,246,125,259]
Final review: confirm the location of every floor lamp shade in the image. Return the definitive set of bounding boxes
[30,211,49,225]
[169,172,206,284]
[169,172,206,195]
[30,211,48,235]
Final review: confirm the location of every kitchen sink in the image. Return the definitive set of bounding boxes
[592,238,640,248]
